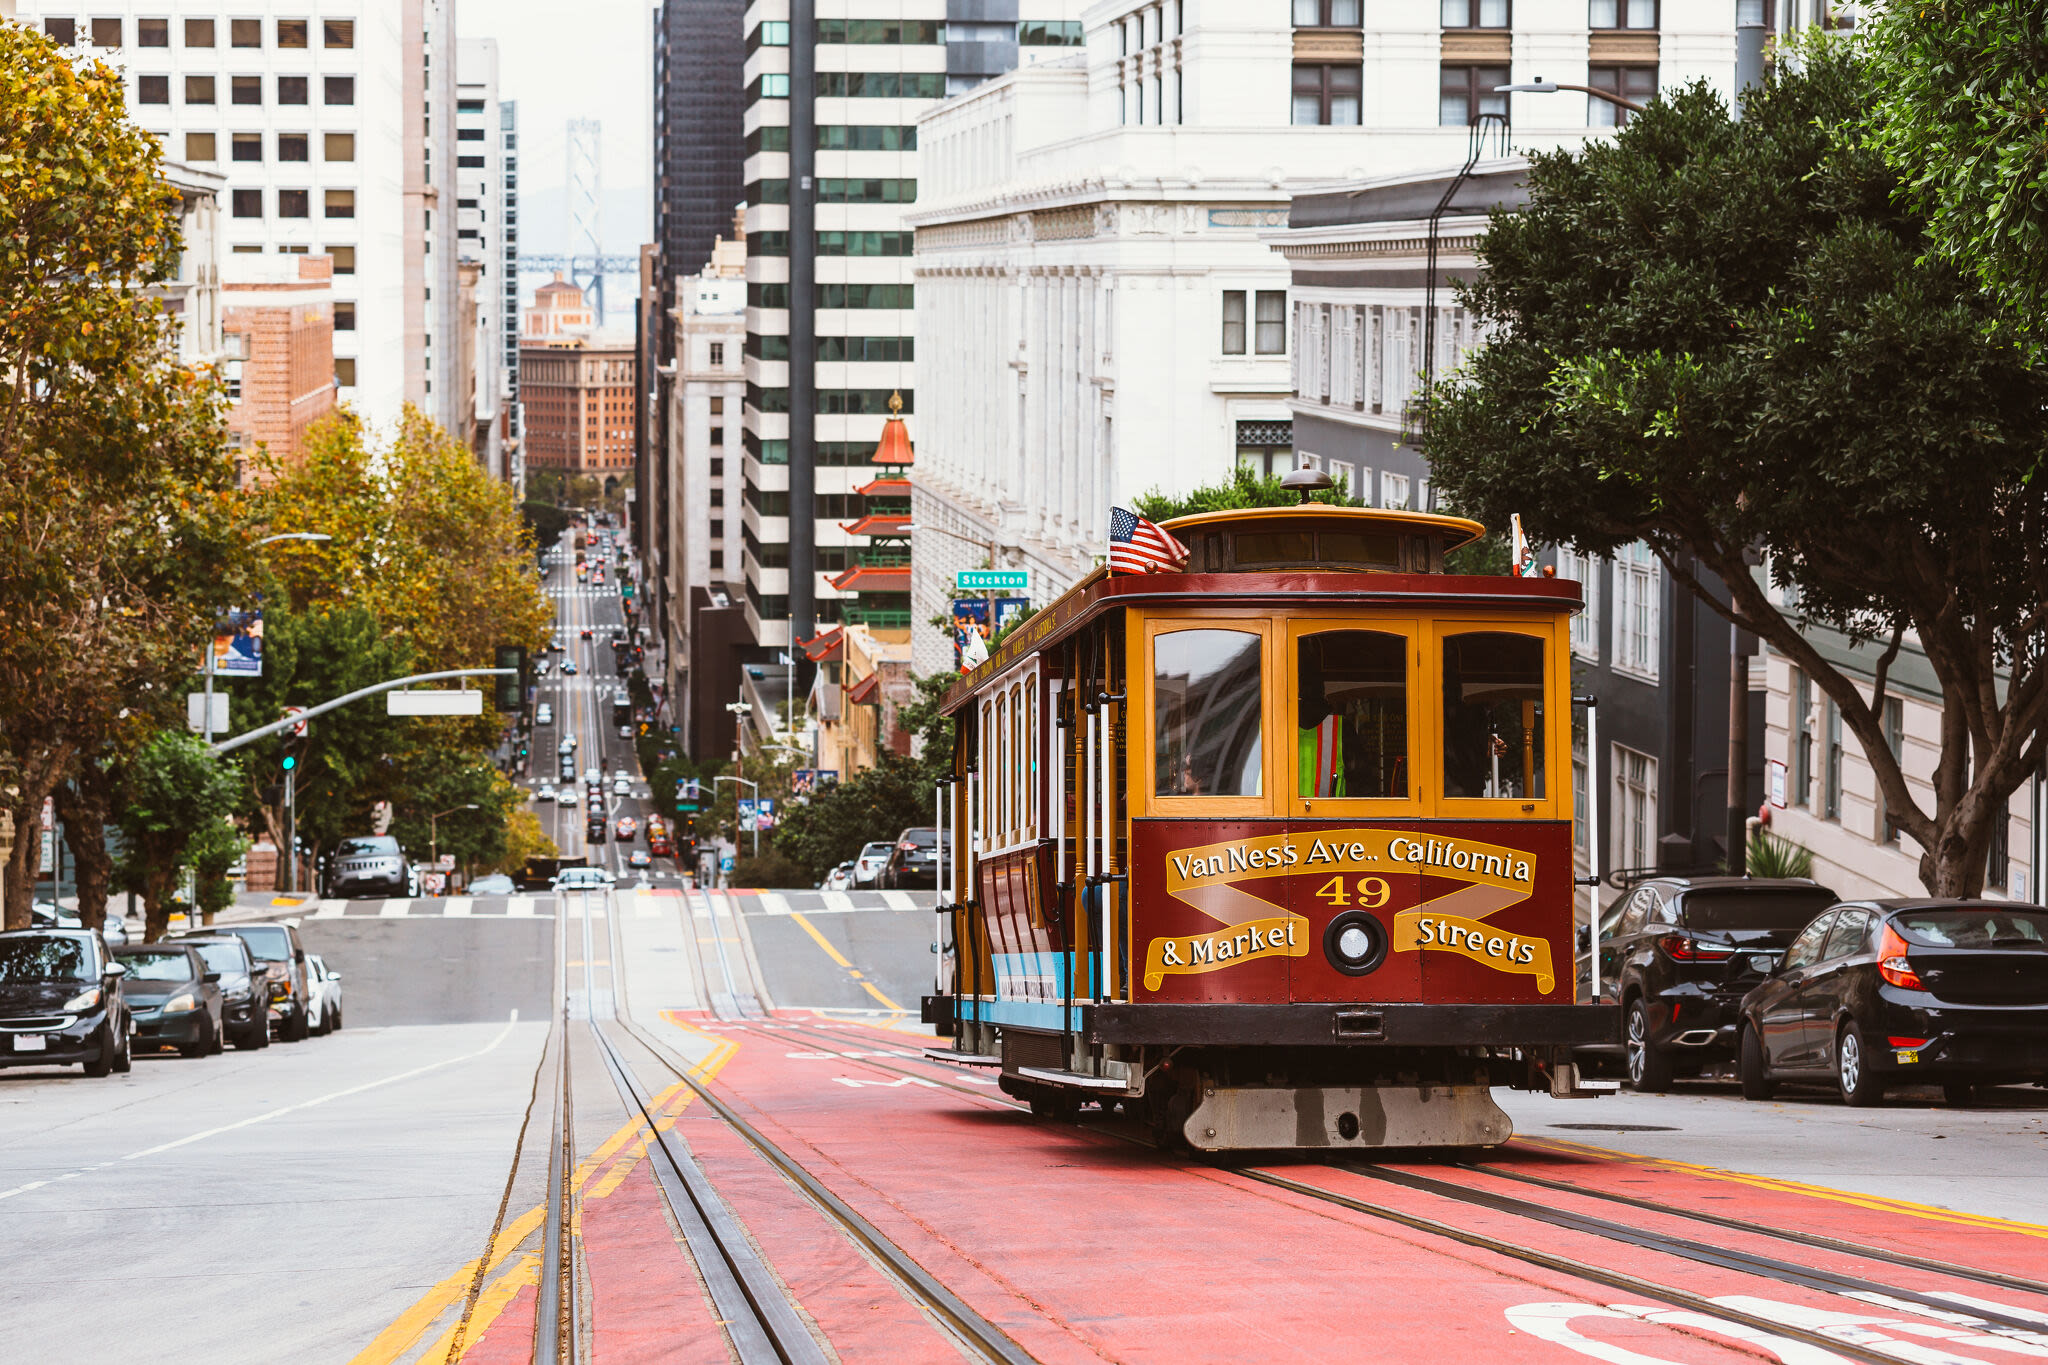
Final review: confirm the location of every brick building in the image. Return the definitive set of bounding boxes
[518,344,637,477]
[222,252,336,476]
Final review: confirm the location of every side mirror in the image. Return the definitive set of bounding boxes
[106,961,128,978]
[327,971,341,983]
[294,949,307,964]
[203,971,222,983]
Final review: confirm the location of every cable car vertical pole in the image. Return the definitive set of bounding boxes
[1577,695,1602,1002]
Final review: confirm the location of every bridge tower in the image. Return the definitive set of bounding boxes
[565,118,604,325]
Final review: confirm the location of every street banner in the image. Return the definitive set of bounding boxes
[210,608,264,676]
[756,799,777,831]
[737,798,757,831]
[951,596,1031,671]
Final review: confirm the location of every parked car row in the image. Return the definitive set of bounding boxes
[1579,874,2048,1108]
[818,829,947,891]
[0,919,344,1079]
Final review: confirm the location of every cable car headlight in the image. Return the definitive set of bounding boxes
[1323,911,1388,977]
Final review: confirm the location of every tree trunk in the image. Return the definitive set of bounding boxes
[54,770,114,931]
[2,812,40,931]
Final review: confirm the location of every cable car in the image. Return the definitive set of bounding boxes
[924,486,1616,1150]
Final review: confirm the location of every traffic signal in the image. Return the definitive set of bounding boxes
[281,754,297,774]
[494,645,527,712]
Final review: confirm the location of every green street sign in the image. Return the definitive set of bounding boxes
[955,569,1030,594]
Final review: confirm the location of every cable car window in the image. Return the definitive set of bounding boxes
[1234,530,1315,567]
[1297,631,1407,797]
[1441,631,1546,799]
[1154,629,1264,797]
[1317,530,1403,568]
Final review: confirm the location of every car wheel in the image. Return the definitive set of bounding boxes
[113,1025,131,1073]
[84,1022,115,1077]
[1941,1078,1979,1107]
[1739,1023,1774,1101]
[180,1031,208,1060]
[331,1005,342,1032]
[1837,1022,1885,1107]
[210,1015,225,1055]
[283,1006,308,1043]
[1625,998,1674,1093]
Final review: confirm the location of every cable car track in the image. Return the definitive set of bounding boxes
[719,1010,2048,1363]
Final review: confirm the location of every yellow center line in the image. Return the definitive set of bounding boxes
[788,910,907,1012]
[1520,1135,2048,1240]
[413,1253,540,1365]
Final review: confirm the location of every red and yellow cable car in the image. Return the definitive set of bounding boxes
[925,496,1615,1150]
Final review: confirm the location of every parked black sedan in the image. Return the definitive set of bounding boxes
[1579,876,1840,1091]
[882,827,944,890]
[172,934,270,1050]
[115,944,224,1058]
[1739,900,2048,1106]
[0,929,132,1076]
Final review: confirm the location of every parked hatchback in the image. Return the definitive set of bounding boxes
[115,943,223,1058]
[172,935,269,1049]
[1740,900,2048,1106]
[1578,876,1839,1091]
[853,842,892,888]
[219,922,313,1042]
[883,827,943,890]
[0,930,131,1076]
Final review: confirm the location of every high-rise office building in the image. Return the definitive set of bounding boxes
[457,37,509,481]
[500,97,522,481]
[19,1,460,433]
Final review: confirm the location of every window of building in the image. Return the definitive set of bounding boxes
[335,357,356,386]
[42,16,76,43]
[231,132,263,162]
[1221,291,1247,355]
[184,132,218,162]
[1442,0,1509,24]
[1590,0,1657,26]
[1255,291,1287,354]
[1613,540,1660,680]
[1880,695,1904,844]
[324,20,354,48]
[1557,548,1602,660]
[1573,739,1589,852]
[324,189,355,219]
[710,488,725,508]
[457,127,485,142]
[709,519,724,536]
[1793,669,1813,808]
[1442,632,1545,799]
[324,76,355,106]
[1589,65,1657,127]
[230,75,261,106]
[230,17,260,46]
[708,342,725,366]
[326,245,355,274]
[276,18,308,48]
[1824,698,1843,820]
[139,74,169,104]
[1293,64,1362,125]
[816,18,945,42]
[277,75,308,105]
[231,187,261,217]
[90,17,122,47]
[333,301,355,331]
[314,132,351,163]
[1988,804,2010,890]
[231,244,263,254]
[752,73,791,100]
[752,19,790,46]
[815,178,917,204]
[1613,744,1657,873]
[278,189,309,218]
[1441,65,1509,125]
[186,74,217,105]
[139,17,168,46]
[1294,0,1363,23]
[1383,472,1411,510]
[1154,629,1265,798]
[813,71,946,98]
[1019,19,1084,44]
[709,396,724,415]
[710,550,725,570]
[184,18,214,47]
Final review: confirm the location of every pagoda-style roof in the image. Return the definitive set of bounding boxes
[840,512,910,537]
[799,626,844,663]
[870,392,913,469]
[846,672,881,705]
[830,564,911,593]
[855,474,911,498]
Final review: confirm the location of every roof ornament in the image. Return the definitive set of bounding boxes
[1279,466,1335,504]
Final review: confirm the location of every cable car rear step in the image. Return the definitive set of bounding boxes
[1184,1084,1512,1151]
[922,1047,1001,1068]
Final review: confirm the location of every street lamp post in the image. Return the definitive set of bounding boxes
[1493,78,1646,115]
[203,532,334,746]
[426,803,480,884]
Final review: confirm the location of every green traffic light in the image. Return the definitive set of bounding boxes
[281,755,297,771]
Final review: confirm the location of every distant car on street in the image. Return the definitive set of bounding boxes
[618,724,633,741]
[218,922,313,1042]
[554,788,576,805]
[115,943,223,1058]
[537,784,556,804]
[171,934,269,1050]
[0,929,132,1076]
[535,702,554,725]
[1740,899,2048,1107]
[580,628,593,639]
[822,863,854,892]
[468,873,516,896]
[305,954,345,1035]
[852,842,891,888]
[882,827,943,890]
[1576,875,1839,1091]
[586,815,607,844]
[612,775,631,797]
[553,866,615,893]
[322,835,412,900]
[562,661,578,675]
[615,816,638,841]
[627,849,652,869]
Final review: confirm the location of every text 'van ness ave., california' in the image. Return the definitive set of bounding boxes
[1167,834,1533,888]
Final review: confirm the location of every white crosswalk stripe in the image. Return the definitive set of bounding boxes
[314,899,348,918]
[378,899,410,918]
[756,892,791,916]
[444,896,473,917]
[506,896,534,917]
[881,890,916,911]
[820,891,855,913]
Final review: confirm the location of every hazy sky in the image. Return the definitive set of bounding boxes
[465,0,655,256]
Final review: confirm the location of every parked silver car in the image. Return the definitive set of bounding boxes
[305,954,344,1035]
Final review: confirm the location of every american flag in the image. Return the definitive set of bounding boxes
[1108,506,1190,576]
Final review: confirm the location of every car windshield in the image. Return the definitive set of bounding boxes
[862,844,889,858]
[118,950,195,982]
[0,937,92,983]
[1895,908,2048,948]
[336,838,398,857]
[188,942,247,974]
[231,926,292,961]
[905,829,937,848]
[1681,892,1838,932]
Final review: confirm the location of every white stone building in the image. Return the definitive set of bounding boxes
[904,0,1738,673]
[667,233,750,694]
[18,2,459,434]
[457,37,509,481]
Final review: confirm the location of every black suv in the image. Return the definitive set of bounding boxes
[0,929,132,1076]
[322,835,412,899]
[1579,876,1838,1090]
[218,922,314,1042]
[883,827,944,890]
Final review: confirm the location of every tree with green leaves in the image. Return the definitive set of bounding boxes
[114,731,244,940]
[1870,4,2048,349]
[0,25,256,927]
[770,750,939,883]
[1425,39,2048,897]
[1133,463,1352,523]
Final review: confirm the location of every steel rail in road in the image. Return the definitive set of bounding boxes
[603,898,1038,1365]
[536,885,579,1365]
